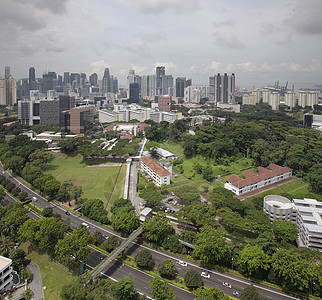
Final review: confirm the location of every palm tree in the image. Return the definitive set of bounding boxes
[0,234,15,257]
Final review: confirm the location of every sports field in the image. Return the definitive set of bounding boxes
[45,153,126,208]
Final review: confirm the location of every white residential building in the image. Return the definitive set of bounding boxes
[140,156,171,186]
[284,91,296,108]
[0,256,13,292]
[298,90,319,108]
[225,163,292,196]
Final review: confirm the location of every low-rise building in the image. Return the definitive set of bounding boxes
[263,195,296,222]
[225,163,292,195]
[155,148,177,160]
[0,256,13,292]
[140,156,171,186]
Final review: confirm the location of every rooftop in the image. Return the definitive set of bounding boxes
[227,163,292,189]
[0,256,12,270]
[140,156,171,177]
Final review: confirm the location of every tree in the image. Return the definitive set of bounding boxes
[272,220,298,243]
[0,233,15,256]
[111,208,140,235]
[42,207,53,217]
[17,191,28,202]
[184,268,203,289]
[193,226,230,264]
[9,248,26,271]
[240,285,262,300]
[149,277,175,300]
[55,227,94,265]
[100,236,121,253]
[19,218,67,253]
[110,276,139,300]
[158,259,176,279]
[93,230,104,246]
[59,180,82,201]
[237,244,271,278]
[143,213,174,245]
[272,249,314,292]
[28,149,54,168]
[194,286,230,300]
[135,249,153,269]
[81,199,109,224]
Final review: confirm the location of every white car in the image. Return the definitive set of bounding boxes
[201,271,210,278]
[178,260,187,267]
[81,222,90,229]
[233,291,239,296]
[32,196,37,202]
[223,282,232,288]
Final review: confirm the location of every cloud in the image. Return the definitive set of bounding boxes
[153,62,177,72]
[213,31,244,49]
[280,60,322,72]
[285,0,322,35]
[138,32,167,43]
[34,0,69,14]
[208,61,222,70]
[90,61,111,76]
[226,62,273,73]
[213,19,233,28]
[130,64,148,74]
[130,0,199,14]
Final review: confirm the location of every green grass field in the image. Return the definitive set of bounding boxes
[45,153,126,208]
[20,243,76,300]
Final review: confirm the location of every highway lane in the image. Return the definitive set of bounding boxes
[0,163,306,300]
[86,248,195,300]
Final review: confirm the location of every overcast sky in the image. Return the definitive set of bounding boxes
[1,0,322,89]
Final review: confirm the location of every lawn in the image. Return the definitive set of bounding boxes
[20,243,76,300]
[159,141,184,157]
[45,153,126,208]
[279,179,306,193]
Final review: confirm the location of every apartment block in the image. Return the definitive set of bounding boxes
[140,156,171,186]
[0,256,13,292]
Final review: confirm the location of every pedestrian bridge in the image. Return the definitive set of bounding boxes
[90,226,143,279]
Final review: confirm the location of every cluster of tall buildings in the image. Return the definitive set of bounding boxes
[18,94,94,134]
[243,89,319,110]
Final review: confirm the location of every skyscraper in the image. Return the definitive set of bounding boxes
[29,67,36,90]
[102,68,110,93]
[209,73,235,103]
[4,66,10,79]
[129,83,140,103]
[175,77,186,98]
[64,72,70,85]
[89,73,98,86]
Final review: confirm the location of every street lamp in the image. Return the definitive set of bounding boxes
[231,257,234,270]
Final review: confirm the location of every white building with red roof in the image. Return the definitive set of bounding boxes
[140,156,171,186]
[224,163,292,195]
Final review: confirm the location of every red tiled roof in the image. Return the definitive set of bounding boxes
[140,156,171,177]
[227,164,292,189]
[121,134,134,140]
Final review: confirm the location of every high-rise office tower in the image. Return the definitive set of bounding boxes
[5,77,17,106]
[209,73,235,103]
[156,66,165,77]
[64,72,70,85]
[129,83,140,103]
[29,67,35,83]
[29,67,36,90]
[89,73,98,86]
[175,77,186,98]
[102,68,111,93]
[4,66,10,79]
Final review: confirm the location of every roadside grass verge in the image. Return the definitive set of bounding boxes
[20,242,76,300]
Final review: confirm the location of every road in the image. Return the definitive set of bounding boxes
[0,163,306,300]
[86,248,195,300]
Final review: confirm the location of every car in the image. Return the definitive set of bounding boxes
[32,196,37,202]
[233,291,239,296]
[178,260,187,267]
[81,222,89,229]
[65,211,70,215]
[223,282,232,288]
[170,192,175,196]
[201,271,210,278]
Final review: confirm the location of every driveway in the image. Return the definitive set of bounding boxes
[27,261,44,300]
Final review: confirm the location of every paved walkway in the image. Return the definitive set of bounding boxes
[27,261,44,300]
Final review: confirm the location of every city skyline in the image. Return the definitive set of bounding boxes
[0,0,322,89]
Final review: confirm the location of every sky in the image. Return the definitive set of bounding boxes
[1,0,322,90]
